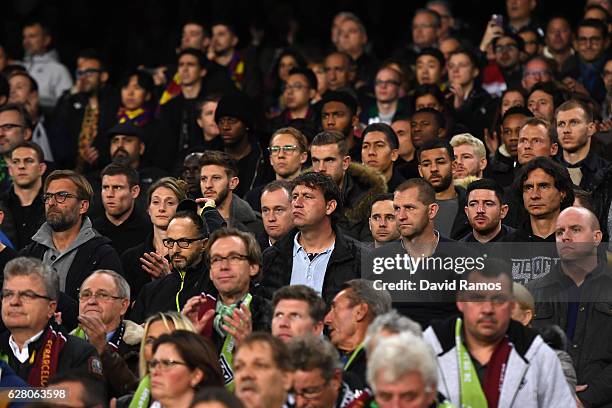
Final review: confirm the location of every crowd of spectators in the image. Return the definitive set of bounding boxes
[0,0,611,407]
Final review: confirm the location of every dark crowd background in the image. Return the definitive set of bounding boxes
[0,0,585,81]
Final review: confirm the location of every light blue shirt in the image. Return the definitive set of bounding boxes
[290,232,335,295]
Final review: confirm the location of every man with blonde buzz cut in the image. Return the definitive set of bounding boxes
[450,133,487,181]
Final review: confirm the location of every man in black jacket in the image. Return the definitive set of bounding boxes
[461,178,515,243]
[0,257,102,386]
[92,163,150,255]
[1,141,46,249]
[528,207,612,407]
[130,206,214,324]
[373,178,460,328]
[262,172,364,304]
[21,170,122,329]
[311,131,387,241]
[505,157,575,284]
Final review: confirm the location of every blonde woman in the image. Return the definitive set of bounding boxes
[115,312,196,408]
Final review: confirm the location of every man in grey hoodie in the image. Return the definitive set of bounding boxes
[21,170,122,329]
[21,20,72,110]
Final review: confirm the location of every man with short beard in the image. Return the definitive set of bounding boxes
[21,170,122,328]
[461,178,515,243]
[418,139,470,240]
[528,207,612,407]
[1,142,46,249]
[321,91,362,162]
[382,178,460,328]
[199,150,264,237]
[556,99,609,190]
[92,163,150,255]
[129,204,214,323]
[87,121,167,219]
[210,22,262,101]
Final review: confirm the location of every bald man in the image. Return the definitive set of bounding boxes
[528,206,612,407]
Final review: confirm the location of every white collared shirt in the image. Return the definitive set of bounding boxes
[9,330,44,363]
[290,232,335,294]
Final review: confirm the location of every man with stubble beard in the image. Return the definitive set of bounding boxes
[417,139,470,240]
[130,203,214,323]
[460,178,515,243]
[199,150,264,237]
[21,170,122,330]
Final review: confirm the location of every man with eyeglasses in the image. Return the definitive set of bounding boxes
[71,269,141,397]
[362,66,410,126]
[53,49,117,172]
[21,170,122,329]
[130,202,214,324]
[245,127,309,213]
[521,56,554,91]
[0,104,34,193]
[490,34,524,91]
[0,257,103,386]
[423,259,573,407]
[1,141,47,250]
[573,18,610,103]
[269,67,319,133]
[181,227,272,389]
[214,91,274,198]
[289,335,361,408]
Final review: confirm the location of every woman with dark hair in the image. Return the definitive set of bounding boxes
[117,69,156,126]
[264,48,307,116]
[150,330,223,408]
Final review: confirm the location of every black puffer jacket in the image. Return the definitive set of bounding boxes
[261,227,366,304]
[129,260,215,324]
[528,260,612,408]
